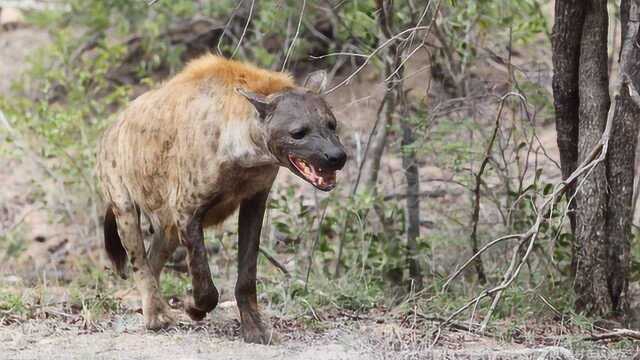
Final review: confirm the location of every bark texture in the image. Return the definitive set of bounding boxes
[553,0,640,317]
[551,0,585,235]
[573,0,612,315]
[606,0,640,315]
[606,85,637,315]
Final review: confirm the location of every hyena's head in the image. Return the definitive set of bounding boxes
[238,71,346,191]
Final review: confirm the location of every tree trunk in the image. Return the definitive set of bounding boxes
[400,97,424,291]
[573,0,612,316]
[551,0,585,237]
[606,0,640,316]
[362,95,392,192]
[553,0,640,318]
[606,85,637,315]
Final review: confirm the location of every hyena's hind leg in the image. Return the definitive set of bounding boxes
[147,225,179,281]
[109,199,175,330]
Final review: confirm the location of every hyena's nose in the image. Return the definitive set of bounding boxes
[324,148,347,169]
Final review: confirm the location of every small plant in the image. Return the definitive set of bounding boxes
[0,291,27,316]
[160,272,190,298]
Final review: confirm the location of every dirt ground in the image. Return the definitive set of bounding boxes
[0,318,578,360]
[0,295,586,360]
[0,9,636,360]
[1,310,368,360]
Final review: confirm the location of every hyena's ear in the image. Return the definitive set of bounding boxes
[303,70,328,94]
[236,88,276,120]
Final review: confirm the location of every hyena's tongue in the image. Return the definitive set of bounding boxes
[289,155,336,190]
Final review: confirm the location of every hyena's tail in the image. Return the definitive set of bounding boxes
[104,205,128,279]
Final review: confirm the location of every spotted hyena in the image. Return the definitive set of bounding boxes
[96,54,346,343]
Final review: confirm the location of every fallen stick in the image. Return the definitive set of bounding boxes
[585,329,640,342]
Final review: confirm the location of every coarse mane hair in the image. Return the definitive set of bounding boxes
[174,54,295,95]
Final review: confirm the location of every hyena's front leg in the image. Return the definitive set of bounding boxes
[112,204,174,330]
[178,216,219,321]
[236,190,276,344]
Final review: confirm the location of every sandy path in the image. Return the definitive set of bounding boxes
[0,315,582,360]
[1,323,364,360]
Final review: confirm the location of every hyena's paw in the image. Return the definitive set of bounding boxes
[143,295,175,330]
[241,312,279,345]
[184,296,207,321]
[184,289,219,321]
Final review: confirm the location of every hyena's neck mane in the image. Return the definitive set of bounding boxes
[174,54,294,95]
[172,54,295,124]
[170,54,289,166]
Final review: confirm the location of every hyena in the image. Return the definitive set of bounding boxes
[96,54,346,343]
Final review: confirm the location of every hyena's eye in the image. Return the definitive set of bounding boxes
[291,127,308,139]
[328,121,337,131]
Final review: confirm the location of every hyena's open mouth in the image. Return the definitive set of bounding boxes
[288,154,337,191]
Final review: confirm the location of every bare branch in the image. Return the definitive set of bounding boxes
[282,0,306,70]
[469,93,522,284]
[259,247,290,278]
[384,0,440,82]
[231,0,255,59]
[441,233,523,292]
[216,0,247,56]
[324,25,433,94]
[433,89,616,343]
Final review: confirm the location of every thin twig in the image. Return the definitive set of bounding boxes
[321,25,433,94]
[384,0,440,82]
[259,247,290,278]
[441,233,522,292]
[231,0,255,59]
[414,312,492,336]
[469,94,519,284]
[216,0,246,56]
[305,206,327,292]
[282,0,306,71]
[537,294,562,317]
